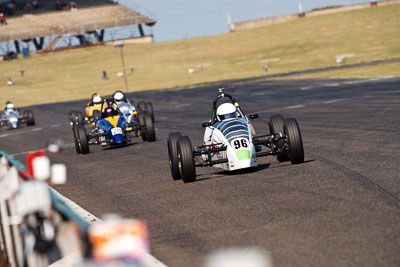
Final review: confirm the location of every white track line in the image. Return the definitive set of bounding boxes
[0,123,66,138]
[51,188,167,267]
[297,77,395,91]
[10,143,76,157]
[176,103,191,108]
[285,104,305,109]
[324,98,349,104]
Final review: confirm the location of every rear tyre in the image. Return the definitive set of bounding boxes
[167,132,182,180]
[138,112,147,141]
[177,136,196,183]
[76,111,84,125]
[25,110,35,126]
[284,118,304,164]
[76,126,89,155]
[269,114,289,162]
[137,101,146,111]
[70,111,77,125]
[145,102,154,122]
[144,113,156,142]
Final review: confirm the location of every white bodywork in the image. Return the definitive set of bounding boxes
[116,101,136,124]
[203,118,257,171]
[1,110,21,129]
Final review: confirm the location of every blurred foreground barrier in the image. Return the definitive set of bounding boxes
[0,150,154,267]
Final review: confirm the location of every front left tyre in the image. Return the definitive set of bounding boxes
[284,118,304,164]
[269,114,289,162]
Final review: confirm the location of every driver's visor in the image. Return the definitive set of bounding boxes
[218,112,238,120]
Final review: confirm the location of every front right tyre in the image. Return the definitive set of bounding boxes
[177,136,196,183]
[76,125,89,155]
[143,113,156,142]
[167,132,182,180]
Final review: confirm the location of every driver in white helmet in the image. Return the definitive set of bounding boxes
[113,91,126,104]
[112,90,136,124]
[2,102,18,119]
[216,103,239,121]
[92,95,102,105]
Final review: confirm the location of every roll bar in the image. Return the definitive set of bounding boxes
[211,87,247,124]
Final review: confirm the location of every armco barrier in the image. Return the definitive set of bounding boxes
[0,151,163,267]
[0,150,88,267]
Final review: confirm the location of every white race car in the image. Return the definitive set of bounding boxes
[0,103,35,130]
[113,90,154,125]
[167,87,304,183]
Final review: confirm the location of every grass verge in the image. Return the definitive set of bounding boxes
[0,4,399,106]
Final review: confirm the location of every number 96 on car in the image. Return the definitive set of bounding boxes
[231,138,249,150]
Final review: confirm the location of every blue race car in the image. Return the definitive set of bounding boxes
[72,99,155,155]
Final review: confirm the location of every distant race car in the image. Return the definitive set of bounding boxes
[69,91,154,127]
[167,87,305,183]
[71,98,155,154]
[0,103,35,130]
[112,90,155,124]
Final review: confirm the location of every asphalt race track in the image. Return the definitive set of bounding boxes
[1,77,399,267]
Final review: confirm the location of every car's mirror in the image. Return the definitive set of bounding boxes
[202,122,211,127]
[93,118,99,123]
[249,114,259,119]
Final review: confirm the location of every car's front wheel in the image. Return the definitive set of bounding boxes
[269,114,289,162]
[167,132,182,180]
[72,126,81,154]
[284,118,304,164]
[25,110,35,126]
[144,113,156,142]
[145,102,154,122]
[177,136,196,183]
[76,125,89,155]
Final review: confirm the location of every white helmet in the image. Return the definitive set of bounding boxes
[93,96,102,105]
[114,92,124,103]
[216,103,238,121]
[6,103,15,112]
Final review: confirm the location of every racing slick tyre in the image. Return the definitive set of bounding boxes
[143,113,156,142]
[167,132,182,180]
[177,136,196,183]
[284,118,304,164]
[70,111,77,125]
[145,102,155,122]
[76,125,89,155]
[269,114,289,162]
[138,112,147,141]
[76,111,84,125]
[72,126,81,154]
[25,110,35,126]
[137,101,146,112]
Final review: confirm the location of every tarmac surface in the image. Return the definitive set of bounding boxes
[1,77,399,267]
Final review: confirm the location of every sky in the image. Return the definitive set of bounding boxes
[130,0,370,42]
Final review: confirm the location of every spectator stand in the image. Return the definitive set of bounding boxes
[0,0,157,57]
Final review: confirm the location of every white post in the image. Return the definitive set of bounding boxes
[298,0,303,13]
[227,12,234,31]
